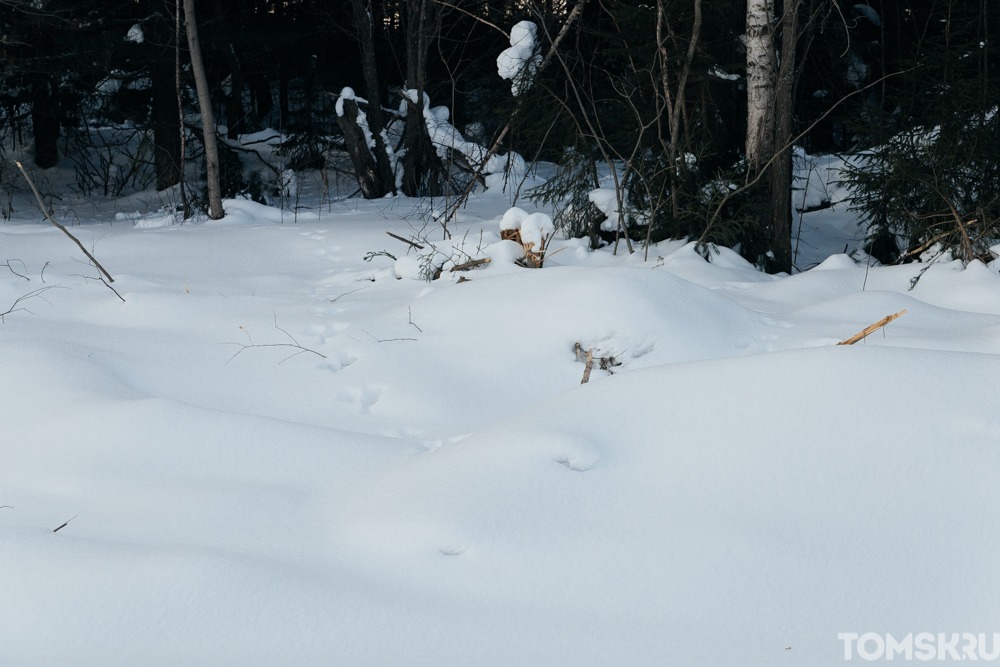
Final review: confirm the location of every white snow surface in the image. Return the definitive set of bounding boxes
[2,165,1000,665]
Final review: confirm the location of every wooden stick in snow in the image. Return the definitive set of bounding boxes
[837,309,907,345]
[580,348,594,384]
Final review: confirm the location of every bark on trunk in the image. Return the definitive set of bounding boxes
[745,0,775,169]
[768,0,802,272]
[337,97,388,199]
[350,0,396,195]
[151,55,181,190]
[401,0,446,197]
[183,0,225,219]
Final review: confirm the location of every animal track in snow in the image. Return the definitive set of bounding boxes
[337,384,382,412]
[326,350,358,372]
[556,456,593,472]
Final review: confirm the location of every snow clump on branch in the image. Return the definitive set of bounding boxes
[497,21,541,96]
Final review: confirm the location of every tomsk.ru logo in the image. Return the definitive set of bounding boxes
[839,633,1000,661]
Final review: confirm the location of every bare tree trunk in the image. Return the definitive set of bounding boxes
[30,79,59,169]
[211,0,246,140]
[337,97,387,199]
[349,0,396,196]
[176,0,190,217]
[148,8,181,191]
[656,0,702,226]
[402,0,446,197]
[183,0,224,219]
[768,0,802,272]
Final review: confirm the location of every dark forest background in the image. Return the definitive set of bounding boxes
[1,0,997,271]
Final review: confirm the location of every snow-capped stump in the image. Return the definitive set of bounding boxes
[499,207,554,268]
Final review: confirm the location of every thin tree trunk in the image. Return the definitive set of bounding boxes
[176,0,190,217]
[183,0,224,219]
[151,44,181,190]
[402,0,445,197]
[768,0,802,272]
[30,79,59,169]
[350,0,396,195]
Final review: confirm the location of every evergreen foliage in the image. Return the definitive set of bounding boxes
[843,0,1000,264]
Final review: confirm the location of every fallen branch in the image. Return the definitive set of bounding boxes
[449,257,491,272]
[15,161,116,284]
[837,309,908,345]
[581,347,594,384]
[386,231,424,250]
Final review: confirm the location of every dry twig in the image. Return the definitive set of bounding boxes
[837,309,908,345]
[386,231,425,250]
[15,161,116,285]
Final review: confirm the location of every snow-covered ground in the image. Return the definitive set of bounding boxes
[2,159,999,665]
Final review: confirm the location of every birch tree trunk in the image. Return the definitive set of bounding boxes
[183,0,225,220]
[745,0,776,169]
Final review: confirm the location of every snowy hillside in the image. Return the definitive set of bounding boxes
[2,163,999,665]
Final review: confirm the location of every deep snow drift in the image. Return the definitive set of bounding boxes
[1,160,999,665]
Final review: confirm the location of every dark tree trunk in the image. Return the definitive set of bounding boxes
[30,80,59,169]
[150,49,182,190]
[350,0,396,195]
[278,55,290,129]
[767,0,805,273]
[337,97,389,199]
[400,0,446,197]
[211,0,246,140]
[249,70,273,122]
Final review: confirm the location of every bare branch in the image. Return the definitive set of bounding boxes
[224,315,327,365]
[15,161,116,285]
[1,286,60,322]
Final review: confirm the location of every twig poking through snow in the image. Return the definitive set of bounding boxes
[225,313,328,364]
[52,514,78,533]
[1,286,60,323]
[328,286,371,303]
[4,259,30,282]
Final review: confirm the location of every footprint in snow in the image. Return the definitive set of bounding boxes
[338,385,382,412]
